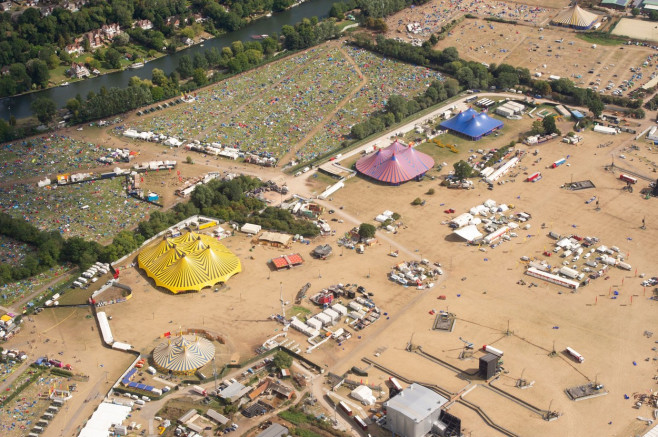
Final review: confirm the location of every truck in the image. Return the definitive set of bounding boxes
[559,266,579,279]
[339,401,353,416]
[482,344,504,357]
[551,158,566,168]
[566,347,584,363]
[191,385,207,397]
[619,174,637,184]
[357,244,365,254]
[389,377,403,392]
[354,416,368,431]
[526,172,541,182]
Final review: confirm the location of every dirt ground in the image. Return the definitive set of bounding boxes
[612,18,658,43]
[434,20,658,95]
[5,115,657,437]
[383,0,565,42]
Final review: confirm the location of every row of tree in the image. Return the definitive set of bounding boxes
[352,35,533,91]
[330,0,430,20]
[351,34,641,119]
[0,176,319,286]
[350,78,459,140]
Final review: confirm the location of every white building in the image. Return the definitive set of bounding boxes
[240,223,261,234]
[384,383,449,437]
[351,385,376,405]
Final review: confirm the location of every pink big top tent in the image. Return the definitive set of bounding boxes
[355,140,435,185]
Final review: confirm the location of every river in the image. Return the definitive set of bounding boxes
[0,0,333,120]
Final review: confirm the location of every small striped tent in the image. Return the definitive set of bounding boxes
[138,231,241,293]
[356,140,434,185]
[551,4,599,30]
[152,334,215,374]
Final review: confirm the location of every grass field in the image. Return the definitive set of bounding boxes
[0,265,71,306]
[128,43,442,164]
[576,33,624,46]
[0,235,36,267]
[0,134,112,181]
[0,368,70,437]
[0,178,153,242]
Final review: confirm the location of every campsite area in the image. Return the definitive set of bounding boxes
[383,0,565,43]
[434,19,657,95]
[123,42,442,165]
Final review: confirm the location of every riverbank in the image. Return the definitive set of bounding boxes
[0,0,334,121]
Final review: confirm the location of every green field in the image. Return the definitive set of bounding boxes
[130,43,442,163]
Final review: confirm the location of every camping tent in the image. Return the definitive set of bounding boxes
[439,108,504,140]
[356,140,434,185]
[138,231,241,293]
[551,5,599,30]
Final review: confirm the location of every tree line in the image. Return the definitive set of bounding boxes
[351,34,642,120]
[0,176,319,286]
[349,79,460,140]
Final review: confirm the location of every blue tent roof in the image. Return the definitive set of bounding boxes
[439,108,504,140]
[571,110,585,119]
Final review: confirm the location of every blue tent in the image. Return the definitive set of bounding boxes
[440,108,504,140]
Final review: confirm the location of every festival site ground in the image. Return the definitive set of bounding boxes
[612,18,658,43]
[4,102,658,436]
[383,0,568,41]
[433,19,658,96]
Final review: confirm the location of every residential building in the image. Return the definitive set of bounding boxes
[69,62,90,78]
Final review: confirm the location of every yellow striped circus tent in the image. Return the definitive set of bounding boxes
[152,334,215,374]
[138,231,241,293]
[551,4,599,30]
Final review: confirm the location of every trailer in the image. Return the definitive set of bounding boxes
[619,174,637,184]
[559,266,579,279]
[198,221,217,230]
[482,345,504,357]
[354,416,368,431]
[339,401,353,416]
[551,158,566,168]
[191,385,207,396]
[389,377,403,392]
[617,261,632,271]
[483,226,510,244]
[526,172,541,182]
[566,347,584,363]
[526,267,579,289]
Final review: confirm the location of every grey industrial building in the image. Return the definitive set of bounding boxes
[383,383,449,437]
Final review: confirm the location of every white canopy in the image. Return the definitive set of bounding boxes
[453,225,483,242]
